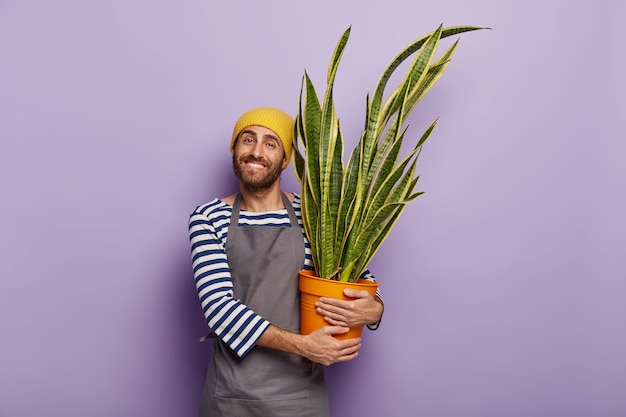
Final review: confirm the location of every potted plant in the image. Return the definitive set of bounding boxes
[292,24,486,337]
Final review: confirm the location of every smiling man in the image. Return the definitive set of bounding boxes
[188,107,383,417]
[232,125,285,192]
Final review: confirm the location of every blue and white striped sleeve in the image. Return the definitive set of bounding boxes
[188,204,270,358]
[360,270,383,331]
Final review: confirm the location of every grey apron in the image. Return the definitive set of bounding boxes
[199,193,329,417]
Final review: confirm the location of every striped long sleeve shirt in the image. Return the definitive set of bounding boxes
[188,193,380,358]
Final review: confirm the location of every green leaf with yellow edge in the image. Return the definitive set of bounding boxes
[294,25,488,280]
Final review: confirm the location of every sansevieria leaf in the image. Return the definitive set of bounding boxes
[294,25,488,281]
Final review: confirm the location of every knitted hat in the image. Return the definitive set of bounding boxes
[231,107,294,165]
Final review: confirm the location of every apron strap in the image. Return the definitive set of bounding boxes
[231,192,298,228]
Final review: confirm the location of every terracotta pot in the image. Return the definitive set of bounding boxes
[298,269,379,339]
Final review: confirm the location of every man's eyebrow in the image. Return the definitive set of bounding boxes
[262,134,280,143]
[240,129,258,137]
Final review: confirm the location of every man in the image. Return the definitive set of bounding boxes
[188,107,383,417]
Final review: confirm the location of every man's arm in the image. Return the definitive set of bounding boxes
[257,325,361,366]
[190,203,363,364]
[189,204,271,358]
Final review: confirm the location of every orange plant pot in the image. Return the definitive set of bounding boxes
[298,269,379,339]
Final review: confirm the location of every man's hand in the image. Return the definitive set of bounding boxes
[299,326,361,366]
[257,324,361,366]
[315,289,384,328]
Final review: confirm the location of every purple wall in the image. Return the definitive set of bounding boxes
[1,1,624,416]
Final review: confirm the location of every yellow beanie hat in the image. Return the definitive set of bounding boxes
[231,107,294,165]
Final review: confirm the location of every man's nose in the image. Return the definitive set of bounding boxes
[250,142,264,156]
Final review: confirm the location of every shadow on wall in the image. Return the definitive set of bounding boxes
[170,145,238,410]
[169,245,214,408]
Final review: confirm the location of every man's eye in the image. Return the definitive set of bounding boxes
[267,142,276,148]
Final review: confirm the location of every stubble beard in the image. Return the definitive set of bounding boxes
[233,153,283,194]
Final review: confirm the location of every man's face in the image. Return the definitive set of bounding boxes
[232,125,287,192]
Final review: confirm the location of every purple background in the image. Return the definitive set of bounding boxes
[1,1,624,416]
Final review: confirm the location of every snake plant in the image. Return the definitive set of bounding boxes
[293,25,486,282]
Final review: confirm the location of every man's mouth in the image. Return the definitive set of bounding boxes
[242,158,267,169]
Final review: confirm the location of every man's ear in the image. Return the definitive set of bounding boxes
[281,152,288,170]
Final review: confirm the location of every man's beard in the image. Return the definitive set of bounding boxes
[233,154,283,193]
